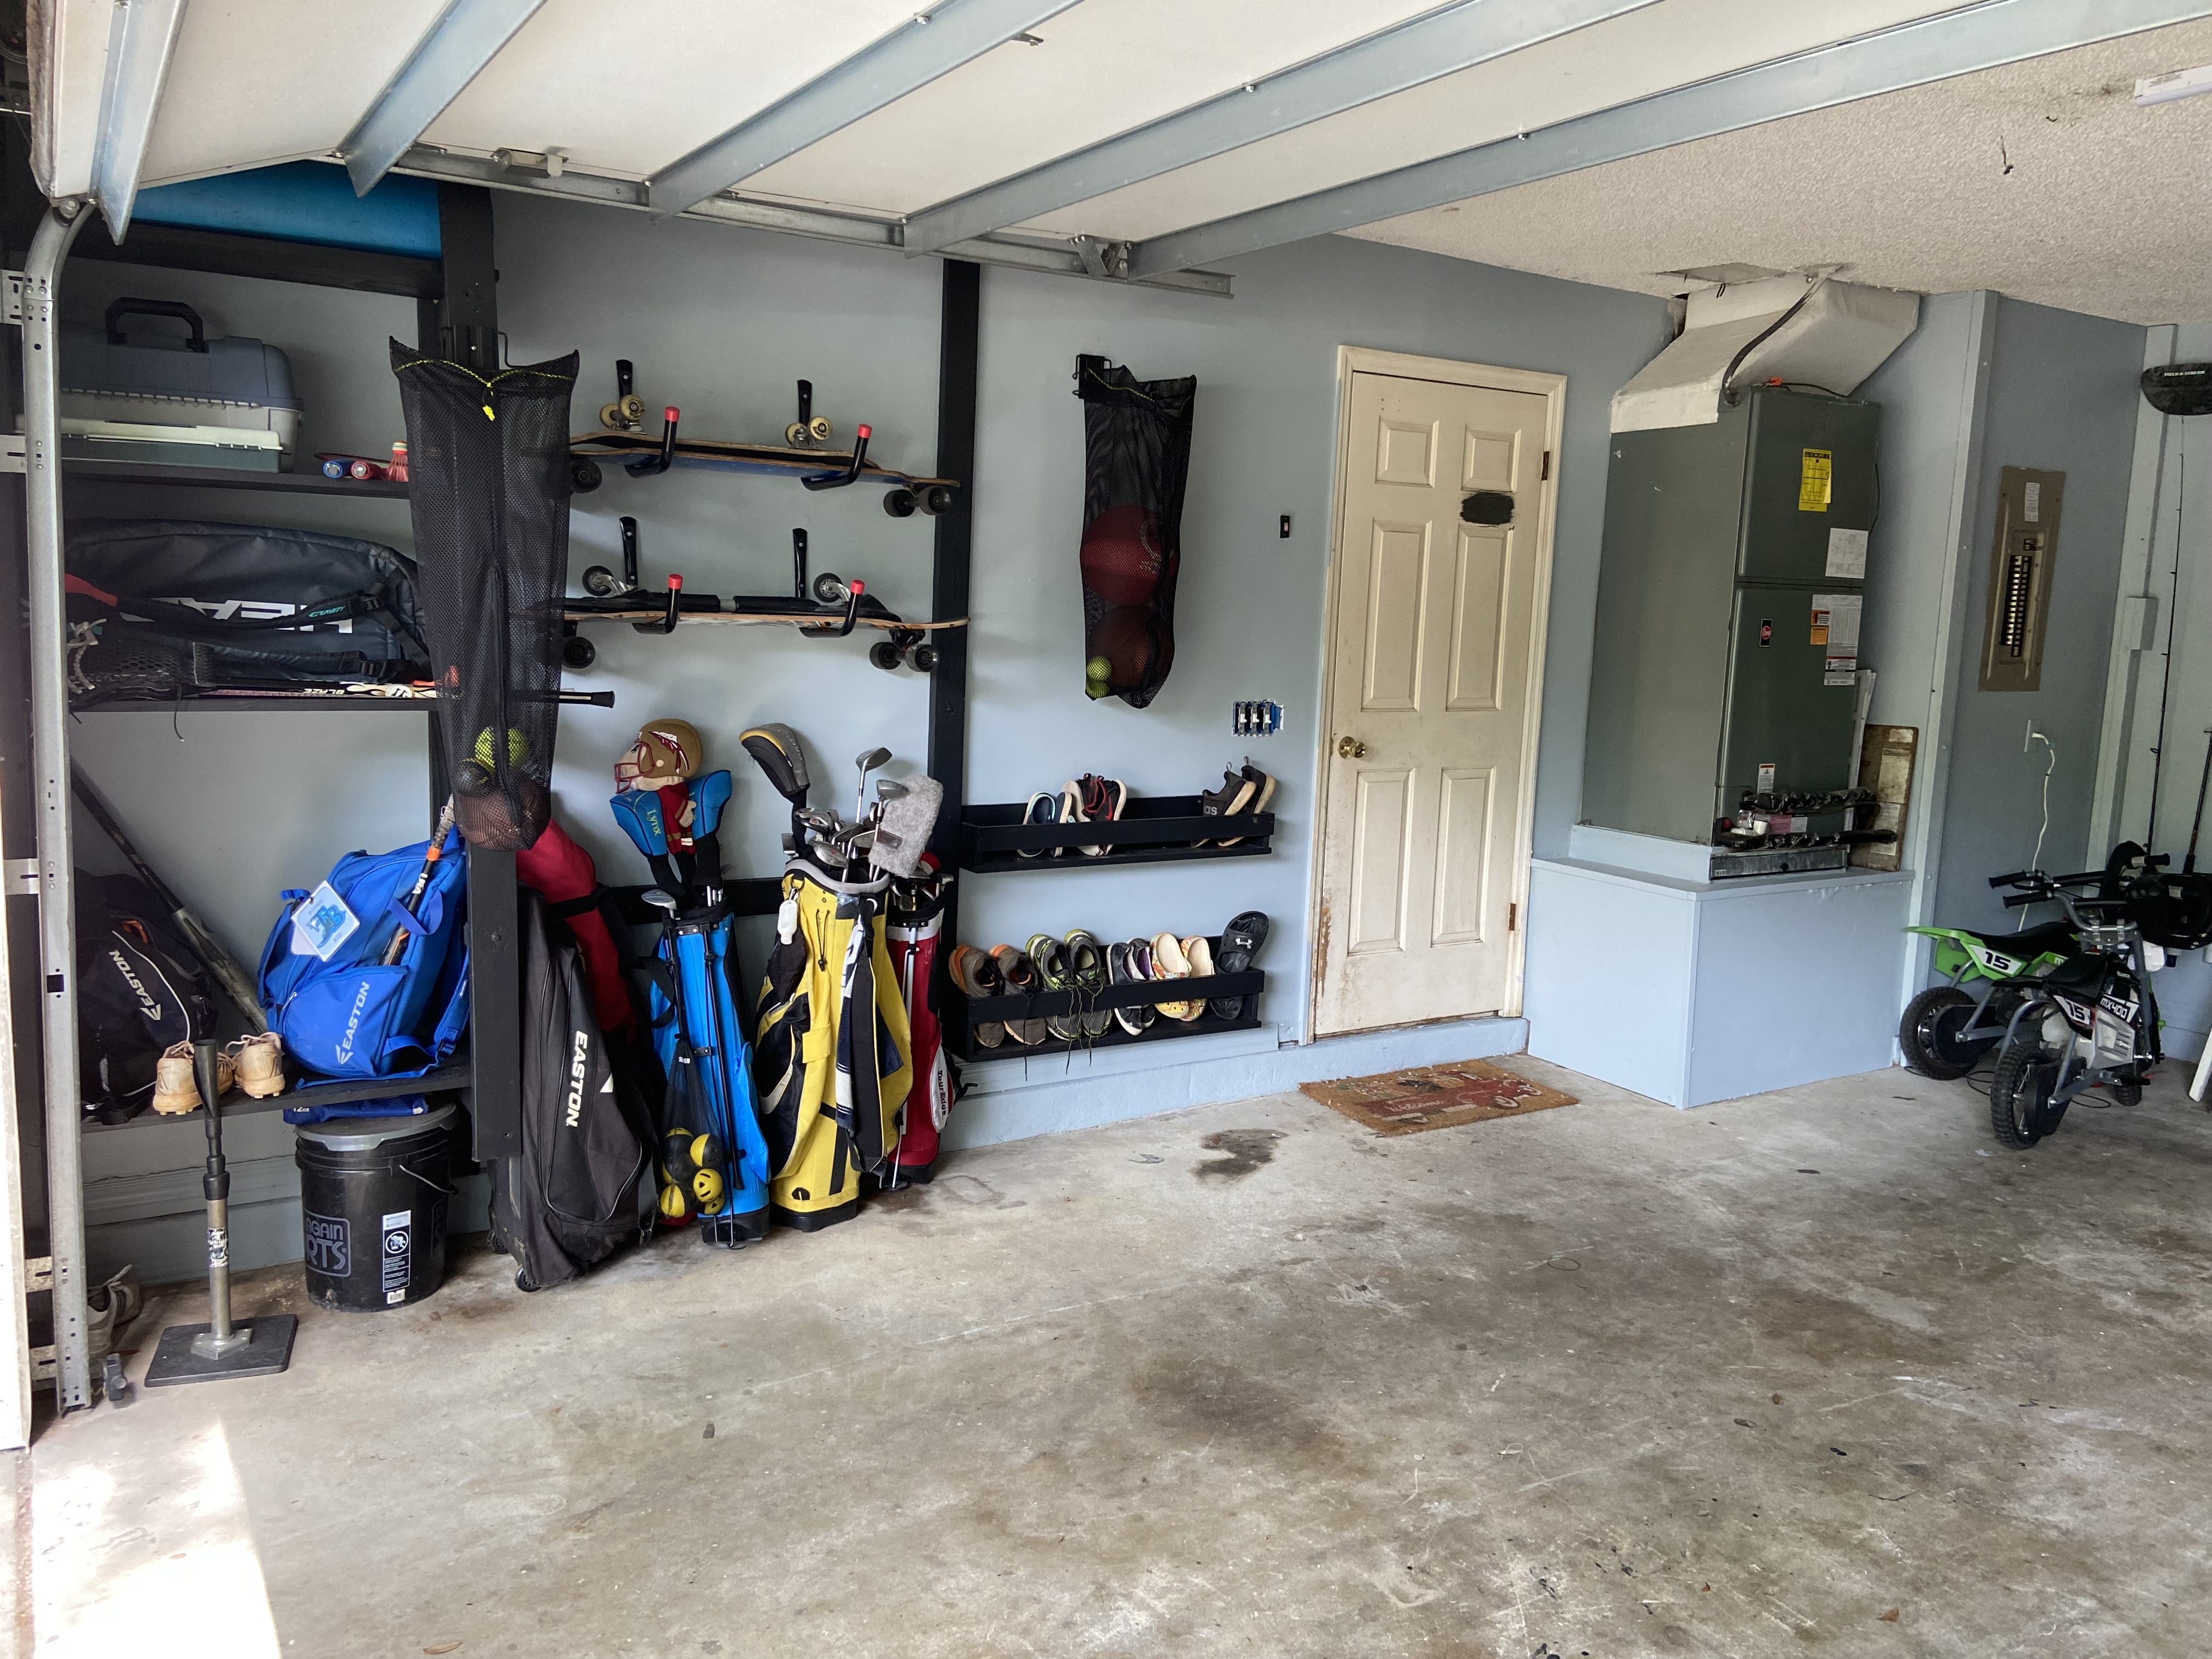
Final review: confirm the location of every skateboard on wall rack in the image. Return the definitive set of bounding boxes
[569,362,960,519]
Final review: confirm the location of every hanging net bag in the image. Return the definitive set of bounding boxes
[1074,354,1197,709]
[390,342,579,849]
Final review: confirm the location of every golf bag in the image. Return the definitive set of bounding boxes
[258,829,470,1081]
[390,343,578,851]
[516,819,641,1041]
[491,894,657,1290]
[753,859,912,1229]
[75,870,213,1116]
[1074,354,1197,709]
[878,865,952,1187]
[646,902,772,1246]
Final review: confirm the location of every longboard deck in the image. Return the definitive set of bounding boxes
[569,429,956,491]
[563,610,967,631]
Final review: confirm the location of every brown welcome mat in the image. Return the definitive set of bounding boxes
[1301,1058,1576,1136]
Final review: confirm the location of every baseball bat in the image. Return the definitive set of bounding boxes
[382,797,460,968]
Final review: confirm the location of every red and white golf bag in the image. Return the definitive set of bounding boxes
[880,862,953,1186]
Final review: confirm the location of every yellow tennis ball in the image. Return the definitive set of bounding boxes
[691,1167,726,1211]
[473,726,529,769]
[1085,656,1111,682]
[658,1183,693,1223]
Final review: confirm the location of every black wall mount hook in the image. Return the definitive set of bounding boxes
[792,527,809,600]
[582,515,643,597]
[627,405,681,476]
[802,424,869,490]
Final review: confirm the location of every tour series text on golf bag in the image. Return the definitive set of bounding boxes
[390,343,578,851]
[76,870,213,1114]
[64,518,428,702]
[258,829,470,1081]
[753,860,912,1228]
[1075,354,1197,709]
[880,865,951,1187]
[490,894,658,1290]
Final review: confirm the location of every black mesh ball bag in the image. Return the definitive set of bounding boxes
[391,342,579,849]
[1074,354,1196,709]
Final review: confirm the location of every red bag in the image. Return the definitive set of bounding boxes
[516,819,634,1038]
[881,865,951,1184]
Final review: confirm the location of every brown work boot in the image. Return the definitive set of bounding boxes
[228,1031,286,1098]
[151,1040,233,1115]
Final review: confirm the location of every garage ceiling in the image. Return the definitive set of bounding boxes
[30,0,2212,317]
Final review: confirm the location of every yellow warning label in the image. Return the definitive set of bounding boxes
[1799,449,1832,512]
[1812,603,1831,645]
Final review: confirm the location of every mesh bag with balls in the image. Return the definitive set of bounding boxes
[391,342,579,850]
[1074,354,1197,709]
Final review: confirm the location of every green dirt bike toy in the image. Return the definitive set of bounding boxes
[1898,915,2073,1081]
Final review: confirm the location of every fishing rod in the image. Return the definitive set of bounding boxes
[2187,730,2212,874]
[2148,451,2185,849]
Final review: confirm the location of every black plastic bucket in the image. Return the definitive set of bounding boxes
[295,1103,459,1311]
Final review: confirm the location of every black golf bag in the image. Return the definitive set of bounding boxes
[490,893,657,1290]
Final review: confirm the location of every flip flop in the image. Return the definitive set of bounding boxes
[1181,935,1218,1020]
[948,945,1007,1047]
[990,944,1050,1045]
[1026,934,1080,1040]
[1150,932,1200,1021]
[1018,789,1059,859]
[1198,766,1258,848]
[1212,910,1269,1020]
[1064,928,1113,1035]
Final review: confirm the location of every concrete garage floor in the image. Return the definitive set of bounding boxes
[30,1058,2212,1657]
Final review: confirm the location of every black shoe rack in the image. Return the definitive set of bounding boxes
[958,794,1274,873]
[946,938,1263,1061]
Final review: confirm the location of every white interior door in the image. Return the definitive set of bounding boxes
[1313,366,1553,1037]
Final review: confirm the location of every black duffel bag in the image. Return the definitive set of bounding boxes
[65,518,428,700]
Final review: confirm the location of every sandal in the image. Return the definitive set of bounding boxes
[990,945,1050,1045]
[1212,910,1268,1020]
[1149,932,1201,1021]
[1018,789,1059,859]
[1181,935,1218,1020]
[1026,934,1081,1040]
[1064,928,1113,1035]
[948,945,1007,1047]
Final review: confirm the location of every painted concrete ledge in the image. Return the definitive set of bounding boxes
[943,1014,1530,1151]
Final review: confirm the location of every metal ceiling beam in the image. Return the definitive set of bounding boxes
[395,146,1232,296]
[903,0,1662,256]
[89,0,189,240]
[647,0,1081,217]
[1130,0,2212,278]
[338,0,546,195]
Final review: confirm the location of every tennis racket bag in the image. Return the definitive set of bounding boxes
[490,894,657,1289]
[258,829,471,1081]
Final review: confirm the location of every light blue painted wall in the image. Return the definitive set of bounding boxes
[1933,295,2144,938]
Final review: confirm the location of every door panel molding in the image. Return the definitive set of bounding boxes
[1311,346,1566,1038]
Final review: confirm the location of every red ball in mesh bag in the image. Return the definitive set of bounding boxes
[1080,503,1167,606]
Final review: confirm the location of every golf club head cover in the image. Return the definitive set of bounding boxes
[739,723,810,807]
[870,775,944,879]
[688,770,733,837]
[608,789,668,859]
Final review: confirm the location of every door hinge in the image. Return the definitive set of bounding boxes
[1539,450,1551,482]
[3,270,25,327]
[1508,901,1518,932]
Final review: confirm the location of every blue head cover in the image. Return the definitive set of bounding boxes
[608,789,668,858]
[689,770,732,837]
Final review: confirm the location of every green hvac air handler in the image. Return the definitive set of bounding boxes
[1581,386,1880,850]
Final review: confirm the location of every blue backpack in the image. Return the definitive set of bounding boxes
[259,829,471,1080]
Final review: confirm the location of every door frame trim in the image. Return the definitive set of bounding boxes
[1310,345,1567,1036]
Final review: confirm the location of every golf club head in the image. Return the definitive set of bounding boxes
[853,746,893,817]
[608,790,669,859]
[876,778,908,800]
[688,769,733,837]
[641,887,679,917]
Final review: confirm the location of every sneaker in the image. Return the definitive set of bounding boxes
[1181,935,1218,1022]
[1107,940,1156,1035]
[1217,763,1276,848]
[1197,766,1259,848]
[1017,790,1060,859]
[1212,910,1269,1020]
[1057,781,1088,858]
[1026,933,1081,1040]
[948,945,1007,1048]
[989,945,1051,1045]
[1149,932,1201,1021]
[1076,775,1127,857]
[151,1040,233,1116]
[1063,929,1113,1036]
[227,1031,287,1098]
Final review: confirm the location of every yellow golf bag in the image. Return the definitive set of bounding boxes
[753,860,911,1229]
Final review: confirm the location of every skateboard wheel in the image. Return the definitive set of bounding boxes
[786,421,809,447]
[600,402,625,430]
[912,644,938,673]
[882,488,917,518]
[562,635,597,669]
[570,456,603,493]
[918,484,956,516]
[618,393,645,425]
[808,416,832,443]
[868,641,902,672]
[582,565,623,597]
[811,572,849,605]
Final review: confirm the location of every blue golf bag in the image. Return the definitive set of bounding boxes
[647,904,771,1246]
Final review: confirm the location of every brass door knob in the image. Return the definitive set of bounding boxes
[1337,736,1368,759]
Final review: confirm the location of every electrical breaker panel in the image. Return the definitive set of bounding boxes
[1978,466,2064,693]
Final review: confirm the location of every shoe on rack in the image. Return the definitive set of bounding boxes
[1196,766,1259,848]
[1149,932,1201,1022]
[949,945,1008,1048]
[1057,781,1090,859]
[1107,939,1156,1035]
[1018,790,1060,859]
[1026,934,1081,1040]
[1181,935,1218,1020]
[1217,763,1276,848]
[1211,910,1269,1020]
[227,1031,287,1098]
[151,1040,233,1116]
[990,945,1051,1045]
[1075,775,1127,857]
[1063,929,1113,1036]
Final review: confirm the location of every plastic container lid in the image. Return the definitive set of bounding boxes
[294,1101,457,1151]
